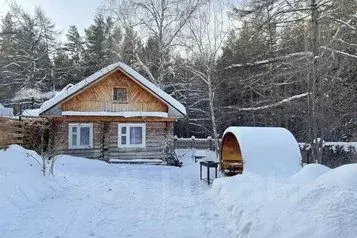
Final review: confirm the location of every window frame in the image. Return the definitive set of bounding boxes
[68,123,93,149]
[113,87,128,103]
[118,123,146,148]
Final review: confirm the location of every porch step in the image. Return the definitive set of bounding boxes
[108,158,164,165]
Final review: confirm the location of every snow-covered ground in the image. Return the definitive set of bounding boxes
[1,145,357,238]
[0,146,226,238]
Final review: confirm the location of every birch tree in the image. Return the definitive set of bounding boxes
[184,0,232,154]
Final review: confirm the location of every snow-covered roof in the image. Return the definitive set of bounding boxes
[39,62,186,117]
[222,126,301,177]
[12,88,57,102]
[22,109,40,117]
[0,103,13,117]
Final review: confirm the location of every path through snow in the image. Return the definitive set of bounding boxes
[1,149,228,238]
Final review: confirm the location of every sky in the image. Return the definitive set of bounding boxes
[0,0,103,40]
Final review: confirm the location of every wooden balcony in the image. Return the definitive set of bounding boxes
[71,101,155,112]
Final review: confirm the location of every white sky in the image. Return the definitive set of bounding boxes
[0,0,103,40]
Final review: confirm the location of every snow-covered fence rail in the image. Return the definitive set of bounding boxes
[173,136,219,151]
[173,137,357,168]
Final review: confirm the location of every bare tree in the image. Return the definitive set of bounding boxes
[222,0,357,163]
[184,0,232,155]
[102,0,202,87]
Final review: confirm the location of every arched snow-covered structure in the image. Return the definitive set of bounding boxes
[220,127,301,177]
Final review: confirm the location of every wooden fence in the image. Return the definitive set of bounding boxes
[0,117,49,152]
[0,117,23,148]
[173,136,357,168]
[173,136,219,151]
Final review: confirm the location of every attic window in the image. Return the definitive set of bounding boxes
[113,88,127,103]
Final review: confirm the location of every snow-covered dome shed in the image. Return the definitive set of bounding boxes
[220,127,302,177]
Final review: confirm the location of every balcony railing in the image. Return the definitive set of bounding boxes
[78,101,153,112]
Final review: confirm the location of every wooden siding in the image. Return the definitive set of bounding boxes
[61,70,168,113]
[50,119,174,161]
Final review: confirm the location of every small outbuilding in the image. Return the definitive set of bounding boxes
[220,127,302,177]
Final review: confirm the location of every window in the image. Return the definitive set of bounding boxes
[118,123,146,148]
[113,88,127,103]
[68,123,93,149]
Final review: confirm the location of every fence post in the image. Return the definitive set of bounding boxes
[18,103,22,121]
[207,136,213,150]
[191,136,195,149]
[173,135,178,150]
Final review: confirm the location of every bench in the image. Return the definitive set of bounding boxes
[221,160,243,175]
[199,161,219,185]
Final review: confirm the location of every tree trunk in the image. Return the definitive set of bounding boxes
[207,75,219,157]
[309,0,322,163]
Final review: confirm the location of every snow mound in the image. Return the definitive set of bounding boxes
[314,164,357,191]
[54,154,109,175]
[0,145,60,222]
[290,163,330,184]
[211,164,357,238]
[0,145,43,175]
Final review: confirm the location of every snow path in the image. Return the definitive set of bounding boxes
[2,156,228,238]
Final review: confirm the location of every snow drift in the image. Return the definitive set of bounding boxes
[211,164,357,238]
[0,145,60,229]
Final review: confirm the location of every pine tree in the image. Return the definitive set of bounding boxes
[83,14,119,76]
[2,5,57,92]
[65,25,84,64]
[0,13,19,99]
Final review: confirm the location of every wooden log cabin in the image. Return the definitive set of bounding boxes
[39,62,186,162]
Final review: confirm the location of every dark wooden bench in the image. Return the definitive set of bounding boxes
[199,161,219,185]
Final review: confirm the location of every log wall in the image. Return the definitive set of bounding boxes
[50,119,174,161]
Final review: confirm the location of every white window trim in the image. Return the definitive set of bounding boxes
[118,123,146,148]
[68,123,93,149]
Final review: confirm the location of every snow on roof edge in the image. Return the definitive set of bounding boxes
[62,111,168,118]
[39,62,186,116]
[22,108,40,117]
